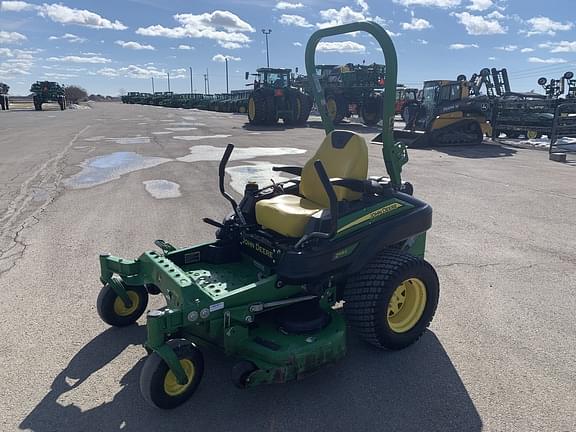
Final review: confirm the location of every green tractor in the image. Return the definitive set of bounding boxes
[0,82,9,111]
[246,67,312,126]
[30,81,66,111]
[296,62,386,126]
[95,21,439,409]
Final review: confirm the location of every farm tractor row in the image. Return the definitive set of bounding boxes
[0,81,67,111]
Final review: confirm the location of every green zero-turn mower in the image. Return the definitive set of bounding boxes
[96,21,440,409]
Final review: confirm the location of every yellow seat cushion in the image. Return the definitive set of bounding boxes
[255,194,323,238]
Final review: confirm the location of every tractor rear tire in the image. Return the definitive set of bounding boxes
[140,339,204,409]
[361,93,382,126]
[343,250,439,350]
[247,91,269,125]
[4,97,8,111]
[325,93,347,124]
[97,282,149,327]
[296,93,313,125]
[0,96,5,110]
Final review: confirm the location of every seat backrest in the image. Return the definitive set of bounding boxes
[300,130,368,207]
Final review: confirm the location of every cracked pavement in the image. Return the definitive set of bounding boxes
[1,102,575,432]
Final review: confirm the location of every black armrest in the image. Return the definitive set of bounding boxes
[330,178,389,194]
[272,166,302,176]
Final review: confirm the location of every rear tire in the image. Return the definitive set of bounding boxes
[361,93,382,126]
[343,250,439,350]
[247,90,270,125]
[325,93,346,124]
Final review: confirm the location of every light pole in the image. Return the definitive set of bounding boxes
[189,67,194,94]
[225,57,229,94]
[262,29,271,67]
[167,72,171,92]
[151,76,155,93]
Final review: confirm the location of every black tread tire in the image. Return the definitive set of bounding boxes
[4,97,8,111]
[264,92,278,125]
[343,250,439,350]
[401,105,410,122]
[140,339,204,409]
[0,96,5,110]
[231,360,258,389]
[325,93,347,124]
[96,282,148,327]
[361,93,382,126]
[296,93,313,125]
[247,90,268,125]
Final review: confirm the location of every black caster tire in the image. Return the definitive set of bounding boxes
[344,250,439,350]
[140,339,204,409]
[96,282,148,327]
[231,360,258,389]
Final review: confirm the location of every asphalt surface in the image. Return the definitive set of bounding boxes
[1,102,575,432]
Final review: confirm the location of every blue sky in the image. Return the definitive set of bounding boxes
[1,0,574,96]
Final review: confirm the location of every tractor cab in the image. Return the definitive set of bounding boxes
[252,68,292,90]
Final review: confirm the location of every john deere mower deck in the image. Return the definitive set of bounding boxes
[96,21,440,409]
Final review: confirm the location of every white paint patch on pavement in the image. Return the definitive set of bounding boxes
[226,162,289,195]
[152,131,173,135]
[84,136,106,142]
[64,152,170,189]
[143,179,182,199]
[167,122,197,126]
[177,145,306,163]
[164,127,198,131]
[173,135,231,141]
[108,137,151,145]
[181,116,197,121]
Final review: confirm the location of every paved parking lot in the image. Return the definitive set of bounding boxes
[1,102,575,431]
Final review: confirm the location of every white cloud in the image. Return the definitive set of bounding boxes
[47,55,112,64]
[317,6,366,28]
[520,47,534,53]
[1,2,127,29]
[0,48,40,78]
[218,41,245,49]
[449,43,479,49]
[293,41,302,47]
[392,0,460,7]
[452,12,506,35]
[212,54,241,62]
[401,17,432,30]
[538,41,576,53]
[0,1,35,11]
[488,56,496,60]
[356,0,369,12]
[467,0,492,11]
[96,65,187,79]
[275,1,303,9]
[317,41,366,53]
[416,38,429,44]
[279,14,313,28]
[524,16,573,36]
[177,44,194,50]
[115,40,155,50]
[0,30,27,44]
[136,10,254,46]
[496,44,517,51]
[486,10,504,19]
[48,33,86,43]
[528,57,567,64]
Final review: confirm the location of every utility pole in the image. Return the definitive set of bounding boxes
[189,67,194,94]
[203,72,208,94]
[167,72,171,92]
[262,29,272,67]
[151,76,155,93]
[225,57,229,94]
[206,68,210,94]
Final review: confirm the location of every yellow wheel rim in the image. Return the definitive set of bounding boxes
[387,278,427,333]
[326,98,337,120]
[239,105,246,113]
[526,130,538,139]
[163,359,195,396]
[113,291,139,317]
[248,98,256,119]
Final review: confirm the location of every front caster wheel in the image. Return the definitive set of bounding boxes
[96,282,148,327]
[231,360,258,389]
[140,339,204,409]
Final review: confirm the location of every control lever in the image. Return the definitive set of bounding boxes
[218,144,247,225]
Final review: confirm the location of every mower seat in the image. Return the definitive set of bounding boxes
[255,130,368,238]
